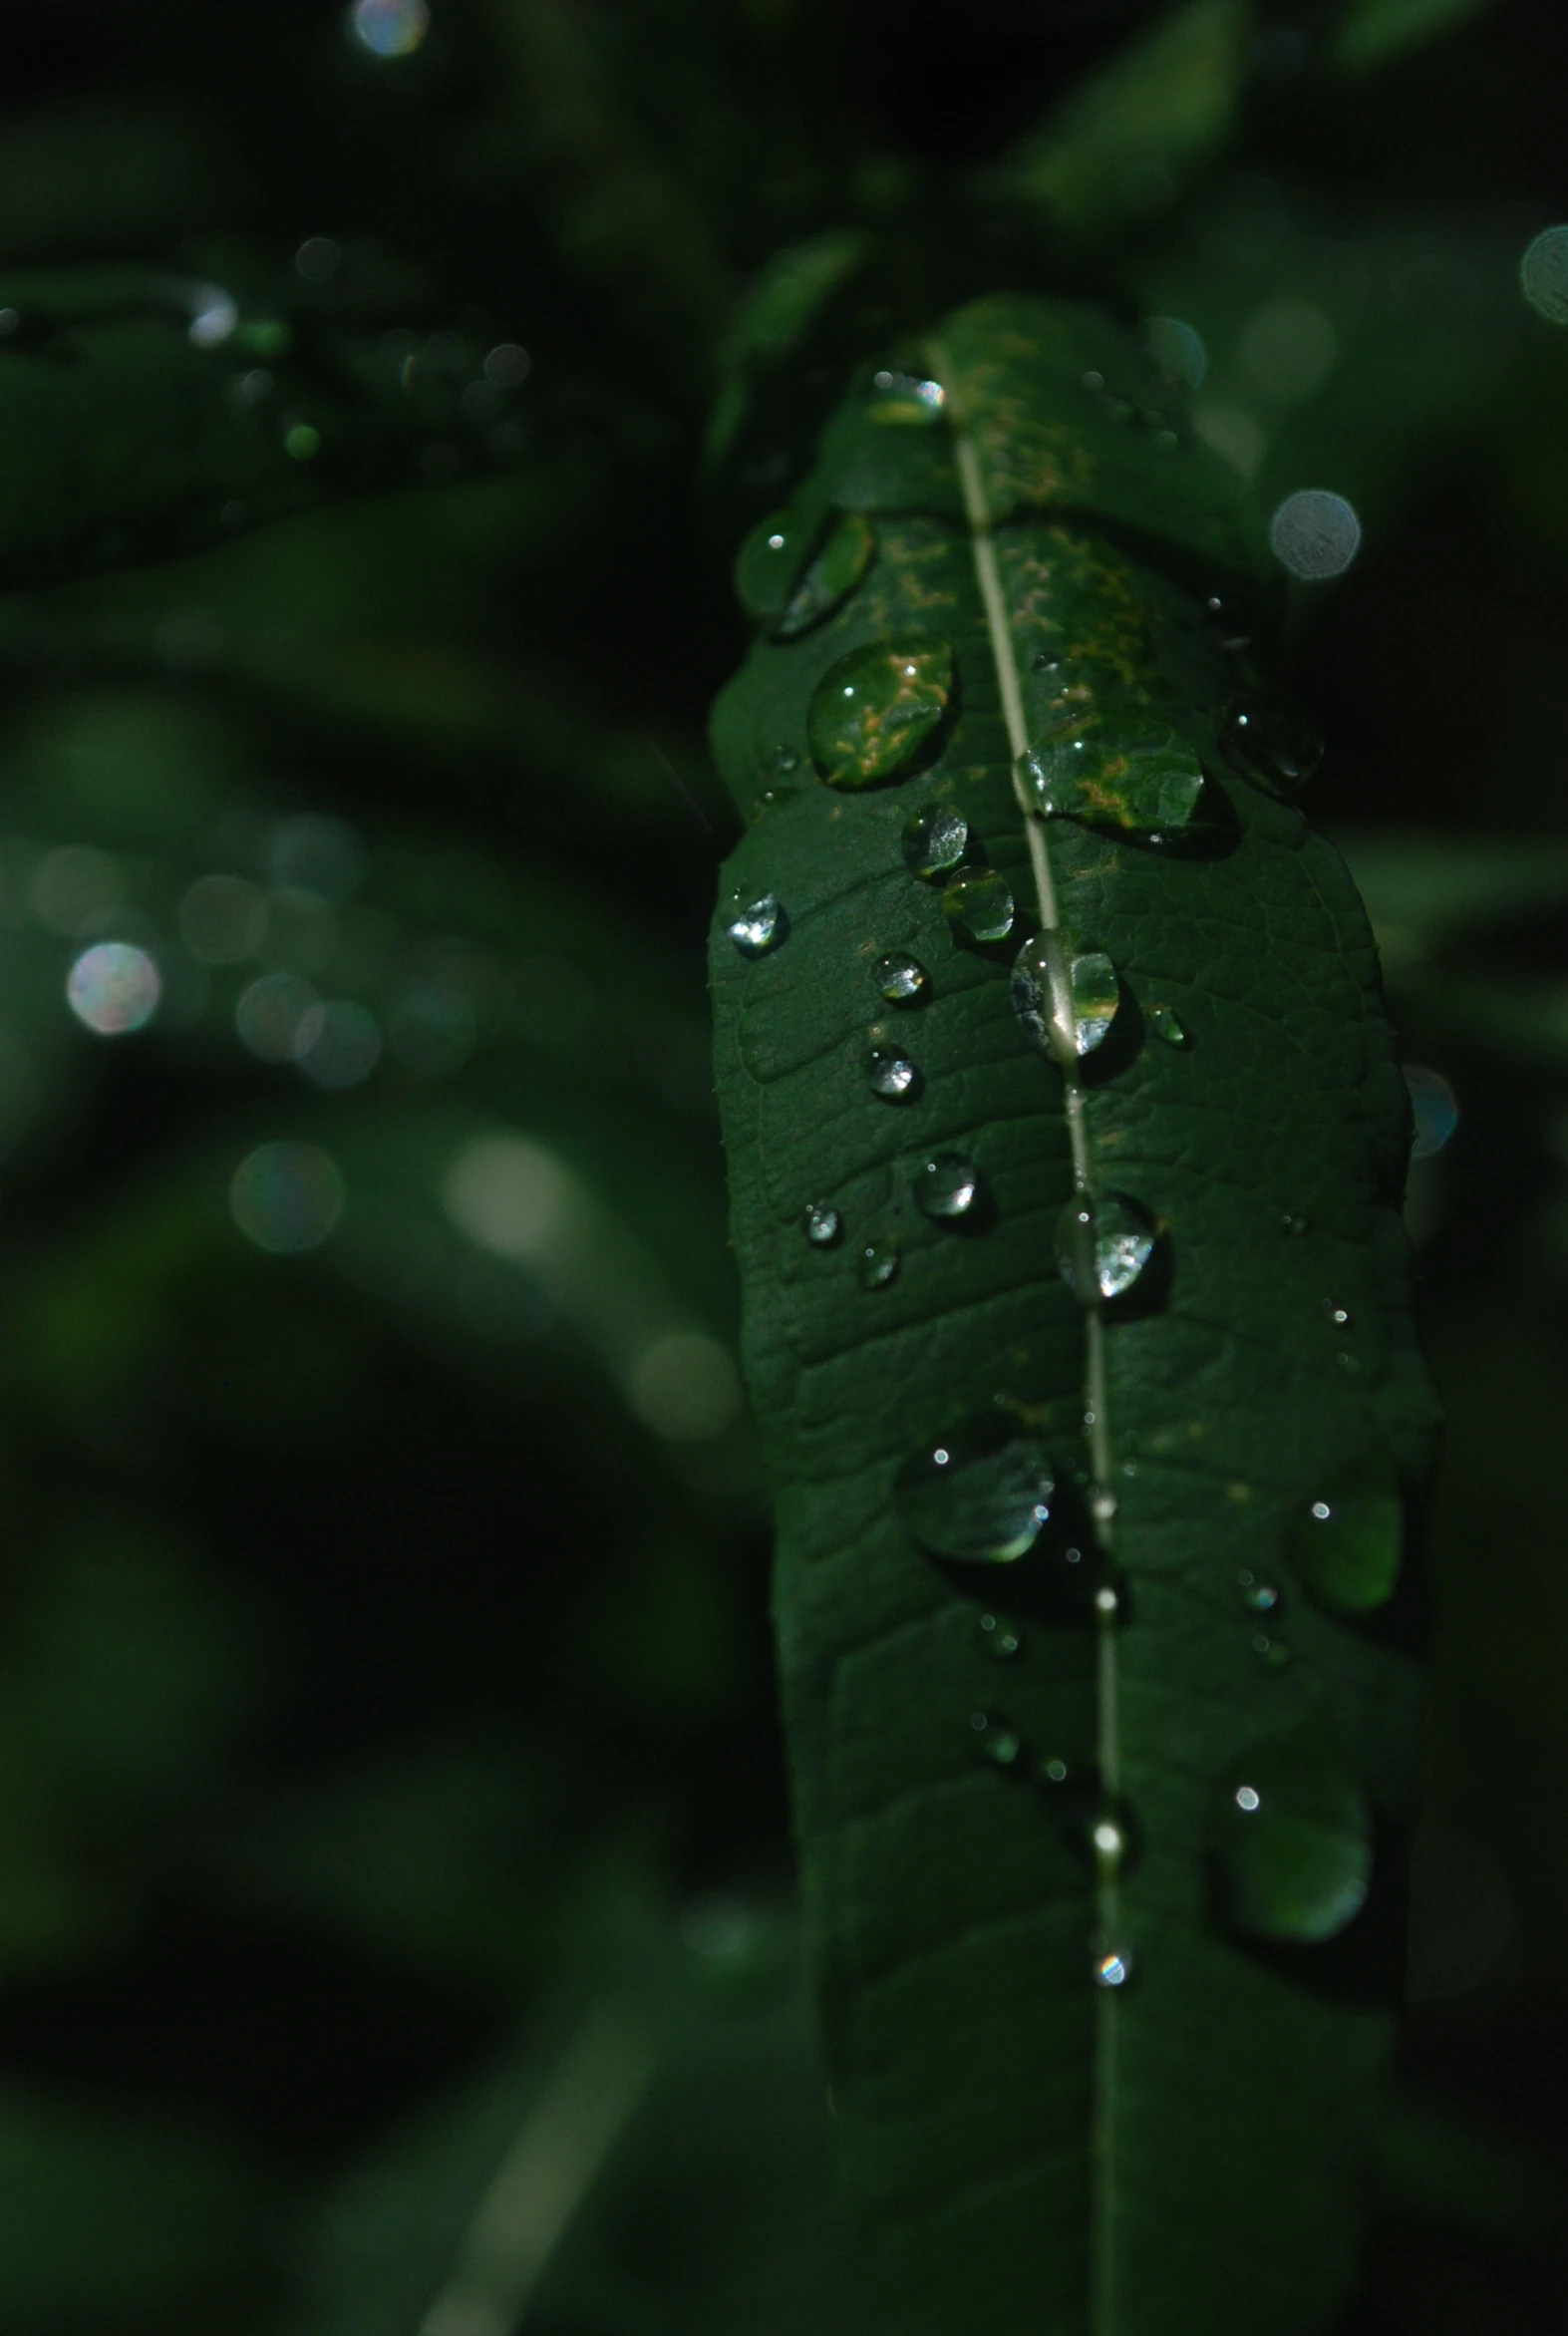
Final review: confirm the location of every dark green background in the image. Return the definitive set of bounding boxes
[0,2,1564,2330]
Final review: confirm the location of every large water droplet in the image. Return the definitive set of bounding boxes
[970,1709,1024,1768]
[867,1048,920,1101]
[1218,689,1323,799]
[726,894,786,957]
[874,951,930,1007]
[859,1235,901,1289]
[773,513,878,640]
[977,1611,1023,1660]
[1011,933,1118,1062]
[901,804,969,879]
[1212,1729,1373,1943]
[1055,1193,1156,1303]
[894,1413,1055,1564]
[942,865,1014,944]
[868,367,946,425]
[808,638,954,790]
[1288,1486,1403,1615]
[801,1202,841,1246]
[1020,729,1205,839]
[734,507,812,623]
[1091,1936,1134,1989]
[913,1153,980,1218]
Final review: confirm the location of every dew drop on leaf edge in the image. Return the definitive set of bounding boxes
[894,1413,1056,1564]
[726,894,786,957]
[1288,1486,1403,1615]
[1212,1728,1373,1944]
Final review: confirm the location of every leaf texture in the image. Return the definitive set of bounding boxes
[709,297,1439,2335]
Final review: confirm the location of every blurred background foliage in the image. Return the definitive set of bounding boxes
[0,0,1566,2329]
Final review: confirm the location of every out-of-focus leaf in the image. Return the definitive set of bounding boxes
[1333,0,1497,74]
[711,296,1436,2334]
[1336,831,1568,971]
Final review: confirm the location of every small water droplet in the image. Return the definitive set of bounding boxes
[977,1612,1022,1660]
[1203,593,1252,653]
[801,1202,841,1246]
[1055,1192,1156,1303]
[901,804,969,879]
[1091,1937,1134,1989]
[1149,1003,1189,1048]
[1218,690,1323,799]
[942,865,1014,944]
[970,1709,1024,1767]
[874,951,930,1006]
[1406,1064,1458,1160]
[808,638,954,789]
[913,1153,980,1218]
[1236,1569,1279,1614]
[867,1048,920,1101]
[1011,933,1119,1062]
[868,368,946,425]
[859,1235,901,1290]
[1288,1484,1403,1615]
[894,1413,1056,1564]
[726,894,786,957]
[1212,1727,1373,1943]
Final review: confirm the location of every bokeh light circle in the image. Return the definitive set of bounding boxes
[230,1142,345,1254]
[350,0,430,58]
[66,942,161,1036]
[1268,489,1362,580]
[1520,226,1568,324]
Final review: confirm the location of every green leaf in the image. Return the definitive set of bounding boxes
[1333,0,1496,74]
[710,297,1438,2333]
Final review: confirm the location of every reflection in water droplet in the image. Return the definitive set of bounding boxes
[808,638,954,789]
[1406,1064,1458,1160]
[727,894,786,957]
[859,1236,900,1290]
[867,1048,920,1101]
[977,1612,1022,1660]
[66,942,160,1036]
[970,1710,1023,1767]
[801,1202,841,1246]
[1212,1729,1373,1943]
[1011,933,1118,1062]
[874,952,930,1006]
[1288,1486,1403,1615]
[1091,1938,1134,1989]
[1149,1003,1189,1049]
[1269,489,1361,581]
[1521,225,1568,324]
[1055,1193,1156,1303]
[349,0,430,56]
[1020,727,1204,839]
[1218,690,1323,799]
[230,1140,345,1253]
[902,803,969,879]
[913,1154,980,1218]
[942,865,1014,944]
[895,1413,1055,1563]
[868,368,946,425]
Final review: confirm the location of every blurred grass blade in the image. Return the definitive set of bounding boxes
[710,297,1437,2333]
[1334,0,1496,74]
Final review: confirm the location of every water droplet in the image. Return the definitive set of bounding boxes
[867,1048,920,1101]
[1149,1003,1189,1048]
[1212,1727,1373,1943]
[1055,1193,1156,1303]
[734,507,813,622]
[727,894,787,957]
[1204,593,1251,653]
[913,1154,980,1218]
[942,865,1014,944]
[1091,1937,1134,1989]
[1011,933,1119,1062]
[737,508,877,638]
[970,1709,1024,1767]
[1218,689,1323,799]
[1288,1484,1403,1615]
[868,368,946,425]
[977,1612,1022,1660]
[1019,725,1204,839]
[1237,1570,1279,1614]
[859,1236,901,1290]
[808,638,954,790]
[874,951,930,1007]
[66,942,160,1037]
[1269,489,1361,581]
[901,804,969,879]
[894,1413,1056,1564]
[801,1202,841,1246]
[1406,1064,1458,1160]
